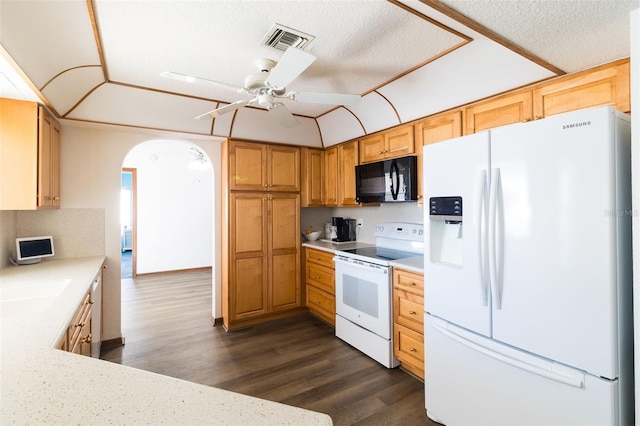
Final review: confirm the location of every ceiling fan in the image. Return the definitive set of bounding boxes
[161,47,361,127]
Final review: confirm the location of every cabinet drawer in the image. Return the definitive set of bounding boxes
[68,293,92,351]
[394,323,424,379]
[393,268,424,294]
[305,248,334,269]
[394,289,424,333]
[306,285,335,325]
[306,262,334,295]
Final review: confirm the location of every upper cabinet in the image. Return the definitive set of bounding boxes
[463,59,630,135]
[300,148,324,207]
[359,124,415,164]
[415,110,463,203]
[464,91,533,135]
[0,98,61,210]
[228,140,300,192]
[323,141,360,207]
[532,58,630,118]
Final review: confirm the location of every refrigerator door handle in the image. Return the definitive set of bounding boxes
[432,322,585,389]
[476,170,489,306]
[488,168,502,309]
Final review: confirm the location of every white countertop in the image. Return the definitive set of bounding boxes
[389,256,424,274]
[0,257,332,425]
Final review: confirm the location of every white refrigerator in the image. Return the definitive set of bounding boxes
[422,106,633,425]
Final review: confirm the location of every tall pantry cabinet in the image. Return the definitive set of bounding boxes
[221,140,304,330]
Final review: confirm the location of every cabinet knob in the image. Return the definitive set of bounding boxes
[53,196,60,201]
[408,282,416,286]
[88,299,95,305]
[409,311,416,315]
[409,347,417,352]
[315,275,321,279]
[75,322,85,328]
[81,334,92,344]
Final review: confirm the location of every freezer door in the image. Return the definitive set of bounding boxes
[489,107,623,379]
[423,133,491,336]
[424,315,619,426]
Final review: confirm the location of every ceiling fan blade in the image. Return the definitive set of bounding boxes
[291,91,361,106]
[161,71,246,93]
[265,47,316,89]
[267,103,298,127]
[194,98,254,120]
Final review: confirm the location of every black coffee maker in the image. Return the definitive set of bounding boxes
[332,217,357,242]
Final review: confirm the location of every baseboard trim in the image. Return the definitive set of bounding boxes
[209,316,224,326]
[135,266,212,278]
[101,337,125,349]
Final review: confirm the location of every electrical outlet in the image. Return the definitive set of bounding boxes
[356,218,363,227]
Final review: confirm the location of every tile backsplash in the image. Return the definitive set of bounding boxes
[301,203,424,244]
[16,208,105,260]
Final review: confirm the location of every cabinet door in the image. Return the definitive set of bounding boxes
[229,141,267,191]
[359,134,385,163]
[269,193,300,311]
[464,90,533,134]
[323,146,339,206]
[0,98,38,210]
[49,120,61,208]
[38,108,54,207]
[230,193,268,319]
[533,59,630,117]
[301,148,324,206]
[268,145,300,192]
[384,125,414,158]
[38,106,61,209]
[338,141,359,206]
[416,110,463,203]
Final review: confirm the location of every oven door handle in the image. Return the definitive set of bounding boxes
[334,257,388,274]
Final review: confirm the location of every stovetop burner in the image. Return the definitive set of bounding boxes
[340,247,420,262]
[336,222,424,266]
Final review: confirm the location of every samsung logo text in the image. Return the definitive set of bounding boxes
[562,121,591,129]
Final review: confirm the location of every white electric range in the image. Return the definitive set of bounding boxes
[333,222,424,368]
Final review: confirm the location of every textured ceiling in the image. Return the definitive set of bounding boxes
[0,0,637,147]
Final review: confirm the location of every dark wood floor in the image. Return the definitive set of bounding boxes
[101,270,437,425]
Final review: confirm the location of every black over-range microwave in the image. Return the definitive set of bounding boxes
[355,155,418,203]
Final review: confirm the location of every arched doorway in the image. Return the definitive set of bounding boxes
[121,139,214,276]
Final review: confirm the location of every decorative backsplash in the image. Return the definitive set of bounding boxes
[16,209,105,259]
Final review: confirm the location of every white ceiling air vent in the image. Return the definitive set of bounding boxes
[260,23,315,52]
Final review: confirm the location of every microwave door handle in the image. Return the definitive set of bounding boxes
[390,160,399,200]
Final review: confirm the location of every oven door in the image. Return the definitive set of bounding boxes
[334,256,392,339]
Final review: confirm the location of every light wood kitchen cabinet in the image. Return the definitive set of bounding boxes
[464,90,533,135]
[228,140,300,192]
[304,248,335,326]
[0,98,61,210]
[359,125,415,164]
[224,191,302,329]
[415,110,463,203]
[532,58,630,118]
[62,292,93,357]
[300,147,324,207]
[322,141,359,207]
[323,146,339,206]
[393,268,424,379]
[337,141,359,206]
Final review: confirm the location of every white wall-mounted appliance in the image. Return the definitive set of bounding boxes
[334,222,423,368]
[423,106,633,425]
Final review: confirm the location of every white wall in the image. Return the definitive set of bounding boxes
[60,123,223,342]
[123,140,213,274]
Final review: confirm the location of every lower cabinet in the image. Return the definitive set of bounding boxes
[223,192,303,330]
[393,268,425,379]
[60,292,93,357]
[304,248,335,326]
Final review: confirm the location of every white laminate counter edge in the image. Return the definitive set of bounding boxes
[302,241,374,254]
[0,257,332,425]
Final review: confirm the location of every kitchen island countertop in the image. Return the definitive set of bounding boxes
[0,257,332,425]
